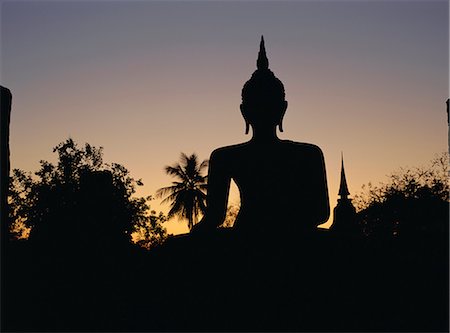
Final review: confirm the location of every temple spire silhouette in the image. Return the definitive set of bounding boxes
[331,153,359,234]
[338,153,350,198]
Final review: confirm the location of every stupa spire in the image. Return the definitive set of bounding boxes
[257,35,269,70]
[332,153,359,234]
[338,153,350,198]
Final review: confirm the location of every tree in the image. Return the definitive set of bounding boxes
[156,153,208,231]
[130,196,168,250]
[8,138,167,249]
[354,153,449,237]
[221,203,240,228]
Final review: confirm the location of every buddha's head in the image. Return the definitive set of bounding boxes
[241,36,287,134]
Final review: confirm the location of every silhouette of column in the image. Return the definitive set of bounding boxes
[330,154,359,234]
[446,99,449,156]
[1,86,12,245]
[1,86,12,327]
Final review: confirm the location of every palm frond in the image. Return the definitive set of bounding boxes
[157,152,209,230]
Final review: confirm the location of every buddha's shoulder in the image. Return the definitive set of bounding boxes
[281,140,324,155]
[210,143,251,159]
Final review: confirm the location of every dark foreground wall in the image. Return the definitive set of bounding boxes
[3,228,449,332]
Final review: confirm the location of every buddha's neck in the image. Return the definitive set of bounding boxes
[251,127,280,144]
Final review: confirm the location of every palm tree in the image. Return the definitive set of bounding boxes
[156,153,208,230]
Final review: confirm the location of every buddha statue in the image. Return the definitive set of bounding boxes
[193,37,330,238]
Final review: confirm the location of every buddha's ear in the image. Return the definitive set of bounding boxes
[240,104,250,135]
[240,103,246,118]
[278,120,284,132]
[278,101,287,132]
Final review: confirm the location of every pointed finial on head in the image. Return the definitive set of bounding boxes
[257,35,269,70]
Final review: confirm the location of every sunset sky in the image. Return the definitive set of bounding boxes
[1,0,448,235]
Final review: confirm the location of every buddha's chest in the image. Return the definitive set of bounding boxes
[230,155,312,196]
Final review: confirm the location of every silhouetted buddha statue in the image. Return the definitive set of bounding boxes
[193,37,329,238]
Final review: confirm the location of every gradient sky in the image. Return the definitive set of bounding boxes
[1,0,448,235]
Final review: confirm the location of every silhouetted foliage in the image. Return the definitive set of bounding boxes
[220,203,240,228]
[354,153,449,237]
[156,153,208,230]
[8,138,167,249]
[131,198,167,249]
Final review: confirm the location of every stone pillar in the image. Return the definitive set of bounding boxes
[1,86,12,245]
[1,86,12,333]
[446,99,449,156]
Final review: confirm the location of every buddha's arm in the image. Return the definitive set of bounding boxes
[314,148,330,225]
[193,149,231,231]
[305,147,330,226]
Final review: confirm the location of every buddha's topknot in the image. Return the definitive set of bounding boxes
[241,36,285,104]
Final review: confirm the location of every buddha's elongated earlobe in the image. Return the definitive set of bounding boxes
[278,102,287,132]
[245,121,250,135]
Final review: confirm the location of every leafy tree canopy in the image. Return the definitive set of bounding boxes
[354,153,449,237]
[8,138,166,250]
